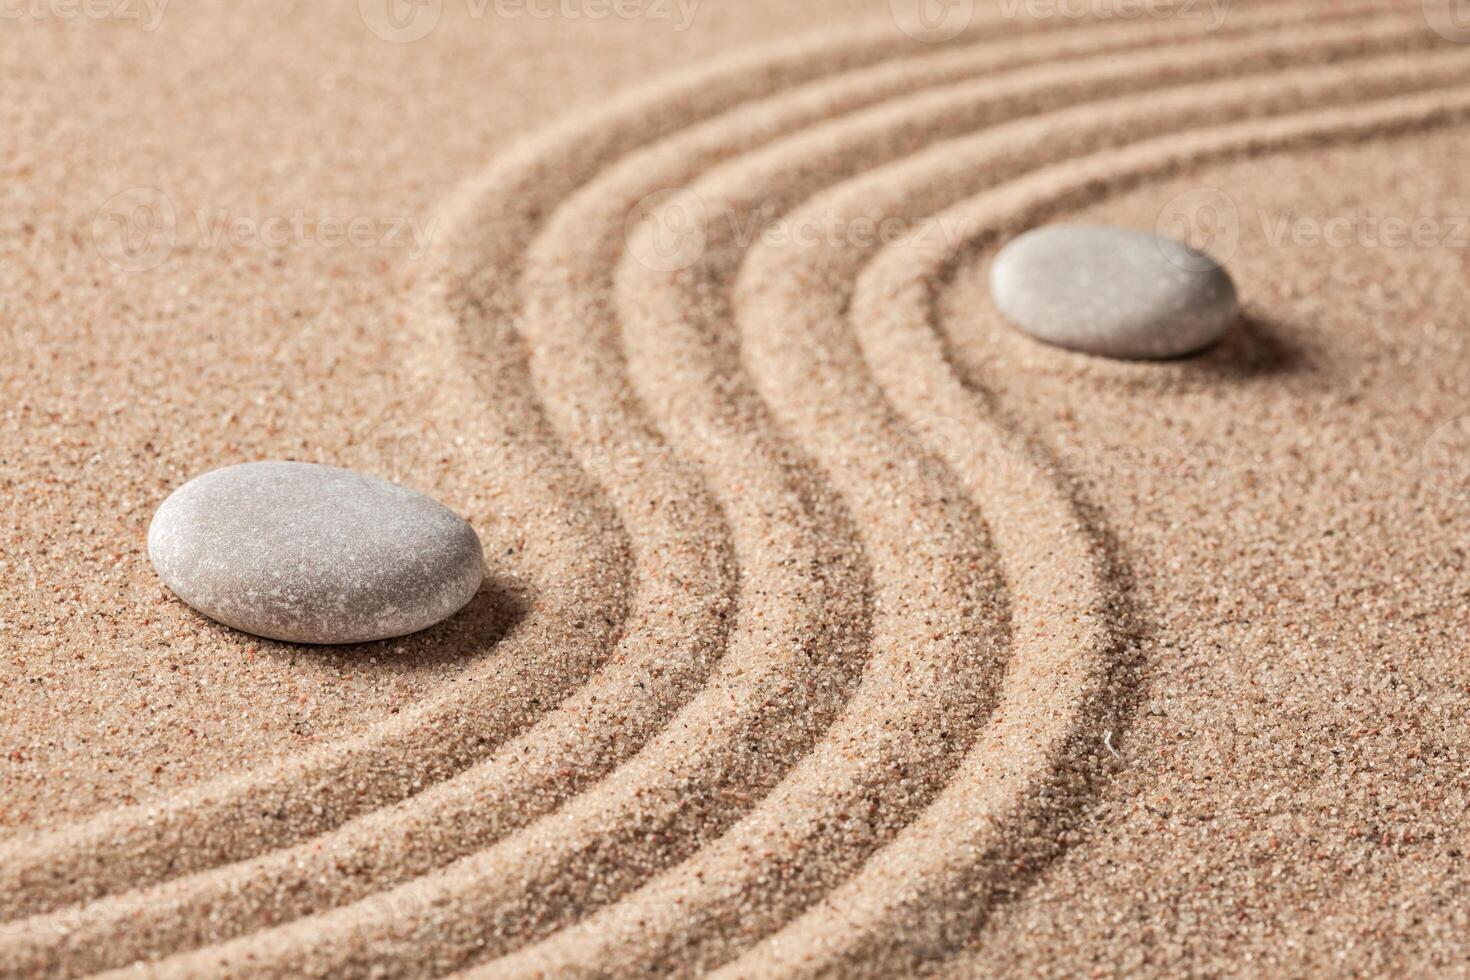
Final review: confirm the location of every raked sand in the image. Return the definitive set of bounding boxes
[2,0,1468,976]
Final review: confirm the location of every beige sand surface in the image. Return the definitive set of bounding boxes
[1,0,1467,976]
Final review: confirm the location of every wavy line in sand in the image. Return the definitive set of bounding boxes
[0,13,957,930]
[0,6,1015,938]
[130,17,1470,980]
[718,83,1470,980]
[2,3,1382,972]
[5,3,1464,975]
[481,33,1470,980]
[0,5,1156,972]
[13,0,1242,928]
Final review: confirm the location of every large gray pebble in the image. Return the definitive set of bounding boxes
[990,224,1238,360]
[148,462,484,645]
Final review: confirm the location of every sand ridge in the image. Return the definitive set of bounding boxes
[3,0,1469,976]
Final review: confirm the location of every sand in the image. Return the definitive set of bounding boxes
[1,0,1468,976]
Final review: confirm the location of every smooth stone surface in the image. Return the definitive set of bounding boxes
[148,462,484,645]
[990,224,1239,360]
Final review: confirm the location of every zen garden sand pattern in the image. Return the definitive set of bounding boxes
[2,1,1469,977]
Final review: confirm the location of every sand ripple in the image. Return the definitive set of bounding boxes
[3,1,1467,976]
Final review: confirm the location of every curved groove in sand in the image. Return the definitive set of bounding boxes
[0,196,645,963]
[474,28,1465,980]
[0,8,958,932]
[10,0,1195,928]
[2,3,1383,972]
[0,315,636,924]
[132,18,1470,980]
[718,83,1470,980]
[0,7,1148,973]
[5,3,1465,977]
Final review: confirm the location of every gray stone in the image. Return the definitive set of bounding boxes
[148,461,483,645]
[990,224,1238,360]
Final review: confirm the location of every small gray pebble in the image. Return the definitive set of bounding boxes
[148,461,484,645]
[990,224,1238,360]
